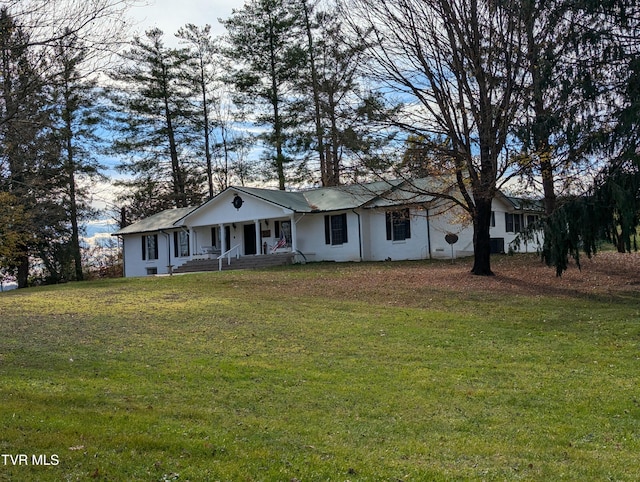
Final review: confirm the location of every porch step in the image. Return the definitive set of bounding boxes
[173,253,295,274]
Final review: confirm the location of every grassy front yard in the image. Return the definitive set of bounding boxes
[0,255,639,481]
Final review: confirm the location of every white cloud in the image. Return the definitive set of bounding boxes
[128,0,243,40]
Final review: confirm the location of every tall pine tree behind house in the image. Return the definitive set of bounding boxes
[109,28,205,221]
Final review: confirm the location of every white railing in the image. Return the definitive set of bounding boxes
[217,244,241,271]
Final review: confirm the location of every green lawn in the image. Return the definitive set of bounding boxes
[0,259,639,481]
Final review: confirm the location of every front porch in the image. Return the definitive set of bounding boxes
[188,216,298,259]
[173,252,296,273]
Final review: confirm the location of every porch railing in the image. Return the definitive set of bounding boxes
[217,244,241,271]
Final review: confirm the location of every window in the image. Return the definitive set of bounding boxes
[324,213,348,245]
[142,234,158,260]
[386,209,411,241]
[174,231,190,257]
[274,220,292,245]
[505,213,523,233]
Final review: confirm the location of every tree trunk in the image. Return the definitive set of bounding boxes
[164,94,186,207]
[200,64,214,199]
[471,195,494,276]
[268,14,286,191]
[525,4,556,216]
[16,254,29,289]
[302,0,328,187]
[64,105,83,281]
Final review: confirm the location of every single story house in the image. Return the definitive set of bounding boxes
[112,178,543,277]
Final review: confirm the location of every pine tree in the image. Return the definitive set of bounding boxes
[177,24,218,199]
[50,30,104,281]
[109,28,205,220]
[221,0,306,190]
[0,8,67,287]
[296,2,390,186]
[533,0,640,274]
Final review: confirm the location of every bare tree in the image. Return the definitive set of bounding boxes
[7,0,132,50]
[343,0,528,275]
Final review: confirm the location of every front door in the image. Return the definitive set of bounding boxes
[243,224,257,255]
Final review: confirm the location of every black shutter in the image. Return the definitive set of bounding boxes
[173,232,178,258]
[404,209,411,239]
[324,216,331,244]
[386,212,392,240]
[505,213,513,232]
[141,236,146,260]
[341,213,348,243]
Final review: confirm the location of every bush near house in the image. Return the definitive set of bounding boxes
[0,254,638,481]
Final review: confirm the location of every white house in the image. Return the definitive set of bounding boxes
[112,179,543,277]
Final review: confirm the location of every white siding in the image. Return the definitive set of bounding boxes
[296,211,362,262]
[118,189,543,277]
[365,208,432,261]
[185,190,292,226]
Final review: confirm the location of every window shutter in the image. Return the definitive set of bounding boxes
[324,216,331,244]
[142,236,146,260]
[173,232,178,258]
[505,213,514,232]
[385,212,392,240]
[404,210,411,239]
[341,213,348,243]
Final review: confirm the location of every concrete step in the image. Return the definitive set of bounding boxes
[173,253,295,273]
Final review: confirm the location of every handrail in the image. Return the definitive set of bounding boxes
[217,244,241,271]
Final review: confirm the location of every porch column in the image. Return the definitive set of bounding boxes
[189,228,195,257]
[290,214,297,252]
[219,224,226,254]
[255,220,261,255]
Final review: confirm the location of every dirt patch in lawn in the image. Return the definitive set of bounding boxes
[408,252,640,298]
[277,252,640,302]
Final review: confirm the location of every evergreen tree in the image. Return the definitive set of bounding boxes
[532,0,640,274]
[221,0,306,190]
[296,1,391,186]
[0,8,68,287]
[109,28,205,220]
[177,23,218,199]
[50,30,104,281]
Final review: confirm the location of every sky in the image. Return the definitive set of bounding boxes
[127,0,243,41]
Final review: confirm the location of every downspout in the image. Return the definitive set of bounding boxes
[425,206,432,260]
[161,230,172,275]
[352,209,363,261]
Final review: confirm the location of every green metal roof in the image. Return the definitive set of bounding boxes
[113,180,543,237]
[234,180,406,212]
[112,207,194,236]
[232,186,312,212]
[504,195,544,212]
